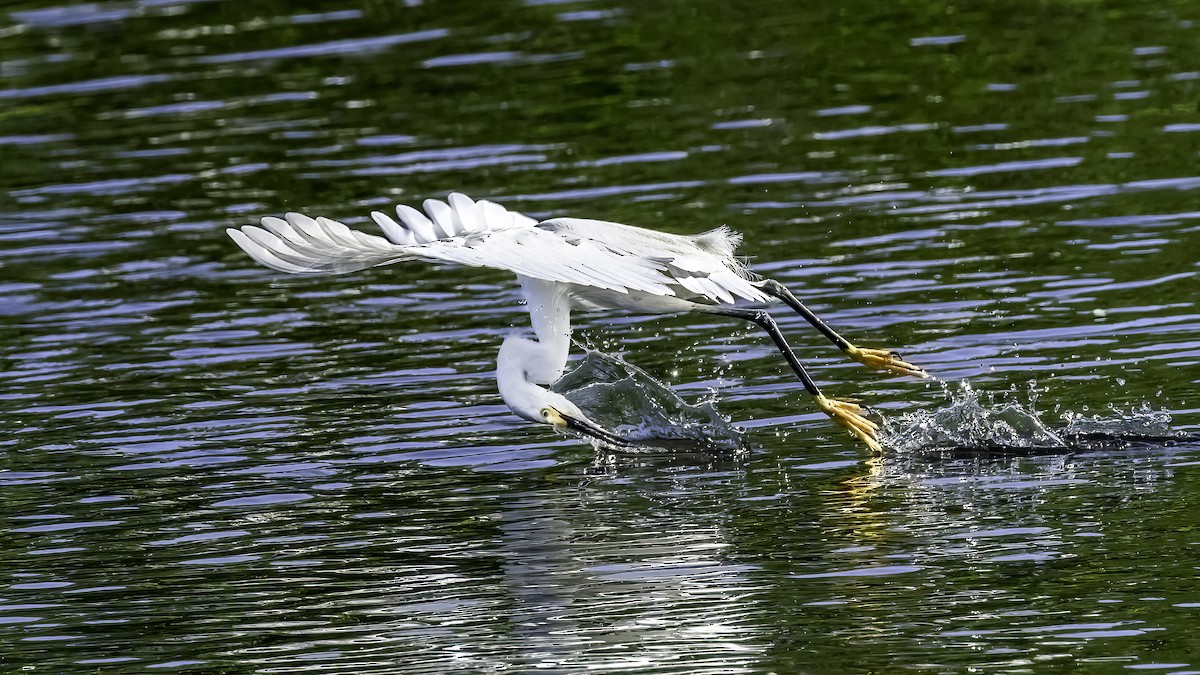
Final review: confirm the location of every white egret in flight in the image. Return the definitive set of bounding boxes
[228,193,927,451]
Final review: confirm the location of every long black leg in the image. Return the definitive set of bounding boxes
[758,278,928,379]
[759,278,852,351]
[697,305,823,397]
[696,304,883,451]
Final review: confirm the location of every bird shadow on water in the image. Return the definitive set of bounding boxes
[550,349,749,460]
[879,379,1194,457]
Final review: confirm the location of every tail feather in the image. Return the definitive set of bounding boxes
[691,225,742,259]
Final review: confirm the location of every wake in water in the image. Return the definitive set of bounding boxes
[551,349,745,453]
[551,352,1184,456]
[880,379,1182,454]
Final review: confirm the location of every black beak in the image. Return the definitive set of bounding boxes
[563,415,635,448]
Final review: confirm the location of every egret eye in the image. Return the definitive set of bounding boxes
[540,408,551,419]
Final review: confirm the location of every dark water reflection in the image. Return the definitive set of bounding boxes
[3,0,1200,671]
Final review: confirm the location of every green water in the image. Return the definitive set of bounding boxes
[2,0,1199,672]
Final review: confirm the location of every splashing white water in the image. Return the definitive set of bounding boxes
[880,379,1175,453]
[551,350,744,451]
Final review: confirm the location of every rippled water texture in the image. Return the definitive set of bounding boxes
[2,0,1200,672]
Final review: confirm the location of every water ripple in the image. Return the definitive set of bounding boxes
[197,29,451,64]
[1,1,1198,672]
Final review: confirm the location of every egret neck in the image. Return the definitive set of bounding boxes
[518,277,571,385]
[494,276,572,420]
[495,334,631,447]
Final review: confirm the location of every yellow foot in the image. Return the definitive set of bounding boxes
[816,394,882,453]
[847,346,929,379]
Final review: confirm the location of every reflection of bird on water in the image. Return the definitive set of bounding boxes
[228,193,928,451]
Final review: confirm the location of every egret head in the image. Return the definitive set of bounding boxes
[532,391,632,448]
[497,335,632,448]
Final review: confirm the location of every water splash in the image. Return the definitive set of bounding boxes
[1059,404,1174,437]
[551,350,744,452]
[881,379,1177,453]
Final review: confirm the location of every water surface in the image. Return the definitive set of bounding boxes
[2,0,1200,671]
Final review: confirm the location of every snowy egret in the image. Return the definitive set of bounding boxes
[227,193,927,451]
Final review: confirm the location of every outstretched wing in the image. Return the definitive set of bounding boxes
[227,211,401,275]
[536,218,768,303]
[228,193,768,301]
[228,193,678,295]
[227,193,528,275]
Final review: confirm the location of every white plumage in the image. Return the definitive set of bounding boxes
[228,194,766,303]
[228,193,928,451]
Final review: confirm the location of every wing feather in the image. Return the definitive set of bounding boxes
[538,217,769,303]
[240,225,346,271]
[395,204,438,243]
[227,228,311,274]
[371,211,413,245]
[229,194,767,304]
[477,200,510,230]
[258,216,309,247]
[448,192,482,232]
[423,198,462,238]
